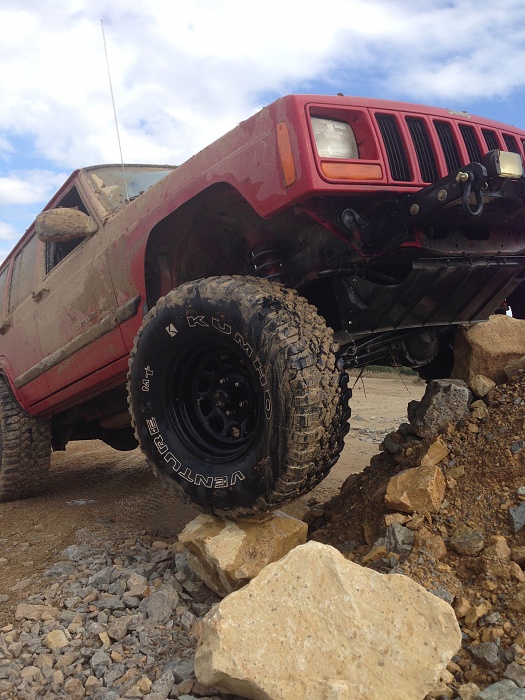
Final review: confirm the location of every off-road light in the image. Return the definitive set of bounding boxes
[311,117,359,159]
[482,149,524,179]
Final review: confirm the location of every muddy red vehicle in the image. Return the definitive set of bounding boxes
[0,94,524,514]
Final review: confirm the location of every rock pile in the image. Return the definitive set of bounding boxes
[312,368,525,698]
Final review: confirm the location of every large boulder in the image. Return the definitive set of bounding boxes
[195,541,461,700]
[409,379,472,438]
[179,512,307,597]
[452,315,525,385]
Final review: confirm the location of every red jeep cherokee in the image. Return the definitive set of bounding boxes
[0,94,524,514]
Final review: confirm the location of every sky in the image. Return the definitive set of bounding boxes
[1,0,525,261]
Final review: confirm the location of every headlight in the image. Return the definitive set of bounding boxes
[311,117,359,159]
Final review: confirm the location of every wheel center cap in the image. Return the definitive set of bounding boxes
[213,390,229,407]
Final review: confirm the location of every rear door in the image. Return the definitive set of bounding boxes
[33,184,128,395]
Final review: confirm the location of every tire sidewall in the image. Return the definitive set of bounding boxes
[130,287,281,511]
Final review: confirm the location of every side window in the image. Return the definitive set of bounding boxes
[8,235,37,312]
[45,186,89,273]
[0,266,9,317]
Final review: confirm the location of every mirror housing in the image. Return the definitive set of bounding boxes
[35,208,98,243]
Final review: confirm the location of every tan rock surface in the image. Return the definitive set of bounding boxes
[468,374,496,398]
[419,437,450,468]
[414,526,447,560]
[452,315,525,384]
[195,541,461,700]
[179,512,307,597]
[385,465,446,514]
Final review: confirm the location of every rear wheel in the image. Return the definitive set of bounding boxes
[0,377,51,501]
[128,276,349,516]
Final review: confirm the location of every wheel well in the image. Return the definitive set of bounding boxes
[144,184,265,307]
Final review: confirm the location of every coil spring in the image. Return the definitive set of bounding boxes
[251,245,288,283]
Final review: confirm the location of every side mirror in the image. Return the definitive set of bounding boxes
[35,208,98,243]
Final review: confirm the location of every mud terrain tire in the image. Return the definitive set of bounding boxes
[128,276,348,515]
[0,377,51,501]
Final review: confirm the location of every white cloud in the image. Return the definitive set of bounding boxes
[0,221,17,241]
[0,170,68,206]
[1,0,524,173]
[0,0,524,264]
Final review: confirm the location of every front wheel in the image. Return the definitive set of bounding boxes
[127,276,348,516]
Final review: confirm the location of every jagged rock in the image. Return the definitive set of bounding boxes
[511,546,525,567]
[509,588,525,613]
[452,315,525,385]
[384,513,409,527]
[475,679,525,699]
[414,526,447,560]
[471,400,490,420]
[457,681,480,699]
[454,597,472,618]
[382,431,405,454]
[14,603,60,621]
[385,465,446,514]
[409,379,472,438]
[505,662,525,688]
[383,522,415,557]
[44,629,69,650]
[179,512,307,597]
[143,592,172,624]
[483,536,511,561]
[361,544,388,565]
[419,436,450,467]
[195,541,461,700]
[505,356,525,380]
[469,641,502,668]
[469,375,496,398]
[508,503,525,533]
[427,680,454,698]
[483,558,525,583]
[449,524,485,556]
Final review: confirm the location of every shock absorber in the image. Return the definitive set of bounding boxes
[251,244,289,284]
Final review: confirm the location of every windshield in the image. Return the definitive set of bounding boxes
[84,165,175,212]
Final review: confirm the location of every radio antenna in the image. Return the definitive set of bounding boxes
[101,19,130,204]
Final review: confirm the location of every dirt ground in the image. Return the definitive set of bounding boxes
[0,374,424,626]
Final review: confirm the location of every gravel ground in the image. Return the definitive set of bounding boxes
[0,526,239,699]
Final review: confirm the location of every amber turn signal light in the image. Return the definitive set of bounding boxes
[277,122,297,187]
[321,162,383,180]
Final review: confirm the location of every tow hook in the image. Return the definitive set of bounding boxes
[458,169,484,217]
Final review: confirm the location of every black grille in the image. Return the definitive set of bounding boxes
[406,118,438,183]
[482,129,499,151]
[434,121,461,173]
[503,134,519,153]
[374,113,523,183]
[376,114,411,181]
[459,125,483,163]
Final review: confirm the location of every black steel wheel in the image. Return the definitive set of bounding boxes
[168,341,261,461]
[127,275,350,516]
